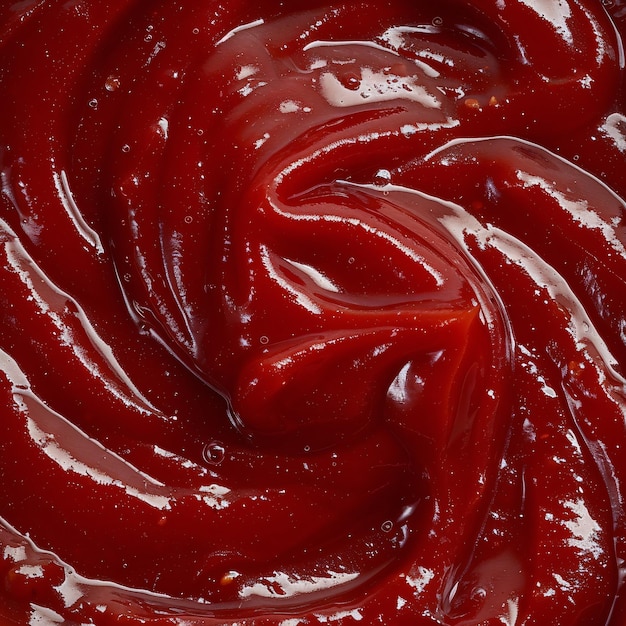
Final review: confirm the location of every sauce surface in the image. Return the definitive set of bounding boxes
[1,1,626,624]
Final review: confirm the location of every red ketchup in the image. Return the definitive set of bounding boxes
[1,0,626,624]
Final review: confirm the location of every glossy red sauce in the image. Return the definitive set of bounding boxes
[1,0,626,624]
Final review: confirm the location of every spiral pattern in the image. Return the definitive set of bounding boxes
[1,1,626,624]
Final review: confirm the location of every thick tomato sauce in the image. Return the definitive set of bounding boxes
[1,1,626,624]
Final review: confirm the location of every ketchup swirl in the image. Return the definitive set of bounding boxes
[1,1,626,624]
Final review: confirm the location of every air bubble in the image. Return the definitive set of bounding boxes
[260,335,269,345]
[374,169,391,185]
[192,27,200,35]
[88,98,98,109]
[105,76,121,92]
[381,520,393,532]
[202,441,226,465]
[339,72,361,91]
[121,144,131,153]
[220,570,241,585]
[473,587,487,599]
[184,215,193,224]
[432,16,443,26]
[347,257,355,264]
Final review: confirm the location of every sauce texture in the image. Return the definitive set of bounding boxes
[1,0,626,624]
